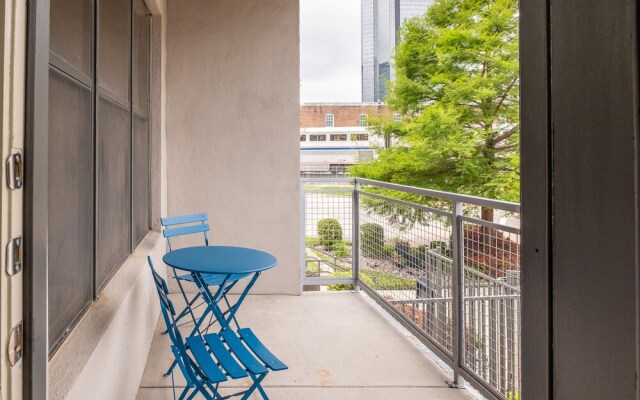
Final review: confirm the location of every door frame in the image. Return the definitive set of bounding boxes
[24,0,49,398]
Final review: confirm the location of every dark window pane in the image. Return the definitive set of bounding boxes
[50,0,92,76]
[98,0,130,102]
[132,115,149,246]
[96,96,131,289]
[47,69,93,349]
[133,0,150,112]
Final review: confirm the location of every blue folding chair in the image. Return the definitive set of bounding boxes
[148,257,287,400]
[161,213,249,333]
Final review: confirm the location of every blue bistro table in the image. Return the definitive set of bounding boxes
[163,246,277,337]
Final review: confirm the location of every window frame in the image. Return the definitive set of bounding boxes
[359,113,369,127]
[325,113,334,127]
[45,0,152,355]
[350,133,369,141]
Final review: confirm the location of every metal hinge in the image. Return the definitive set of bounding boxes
[6,152,22,190]
[7,321,23,367]
[5,236,22,276]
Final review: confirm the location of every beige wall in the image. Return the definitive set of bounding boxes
[166,0,301,294]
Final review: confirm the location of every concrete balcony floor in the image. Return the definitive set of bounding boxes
[137,291,473,400]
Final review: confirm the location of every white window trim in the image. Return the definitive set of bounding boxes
[325,113,335,127]
[359,113,369,127]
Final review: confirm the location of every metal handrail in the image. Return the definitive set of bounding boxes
[302,177,521,213]
[301,177,521,400]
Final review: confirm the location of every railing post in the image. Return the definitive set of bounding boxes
[352,179,360,290]
[451,201,464,387]
[300,183,307,293]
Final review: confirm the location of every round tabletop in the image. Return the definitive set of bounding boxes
[162,246,278,275]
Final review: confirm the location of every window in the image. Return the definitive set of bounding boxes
[310,134,327,141]
[351,133,369,141]
[325,113,334,127]
[132,0,151,247]
[330,134,347,141]
[359,113,368,127]
[300,134,306,141]
[393,113,402,123]
[47,0,151,353]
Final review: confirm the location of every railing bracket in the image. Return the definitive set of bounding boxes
[446,380,463,389]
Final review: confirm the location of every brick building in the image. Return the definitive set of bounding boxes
[299,103,393,176]
[300,103,391,128]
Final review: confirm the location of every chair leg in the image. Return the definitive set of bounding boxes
[165,359,178,376]
[242,372,268,400]
[193,381,216,400]
[173,269,202,325]
[178,387,192,400]
[222,294,241,331]
[201,380,224,400]
[185,389,198,400]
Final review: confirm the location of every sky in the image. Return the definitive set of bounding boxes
[300,0,362,104]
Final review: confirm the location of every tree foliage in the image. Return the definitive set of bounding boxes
[351,0,520,208]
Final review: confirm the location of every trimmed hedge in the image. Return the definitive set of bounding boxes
[360,223,385,257]
[317,218,343,250]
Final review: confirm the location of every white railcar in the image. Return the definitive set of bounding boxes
[299,127,380,175]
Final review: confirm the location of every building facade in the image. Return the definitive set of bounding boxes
[361,0,434,102]
[300,103,389,175]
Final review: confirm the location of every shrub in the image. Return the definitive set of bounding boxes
[327,271,360,291]
[361,223,384,257]
[362,269,416,290]
[416,245,429,261]
[305,237,320,248]
[334,241,350,258]
[429,240,447,254]
[383,243,397,258]
[317,218,343,250]
[327,269,416,291]
[395,241,412,267]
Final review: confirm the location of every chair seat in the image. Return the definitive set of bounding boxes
[175,272,251,286]
[220,330,269,375]
[187,331,281,381]
[185,336,228,383]
[238,328,288,371]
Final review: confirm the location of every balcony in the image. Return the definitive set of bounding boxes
[135,177,519,400]
[137,292,473,400]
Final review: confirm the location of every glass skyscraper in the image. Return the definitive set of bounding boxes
[361,0,434,102]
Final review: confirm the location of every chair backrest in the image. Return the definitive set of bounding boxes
[147,256,198,384]
[160,213,209,251]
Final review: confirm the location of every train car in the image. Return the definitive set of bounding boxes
[299,127,380,175]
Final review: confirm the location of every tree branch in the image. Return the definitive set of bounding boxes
[488,125,519,147]
[494,144,519,151]
[494,76,519,114]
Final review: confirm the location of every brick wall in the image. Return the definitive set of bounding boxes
[300,103,391,128]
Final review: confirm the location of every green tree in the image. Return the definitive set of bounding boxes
[351,0,519,221]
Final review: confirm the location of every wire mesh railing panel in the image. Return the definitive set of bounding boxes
[300,178,522,400]
[358,191,454,355]
[461,219,521,399]
[303,183,354,281]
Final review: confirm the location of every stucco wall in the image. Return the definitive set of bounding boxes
[166,0,300,294]
[49,233,165,400]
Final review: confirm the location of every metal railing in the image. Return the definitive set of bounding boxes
[301,177,521,400]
